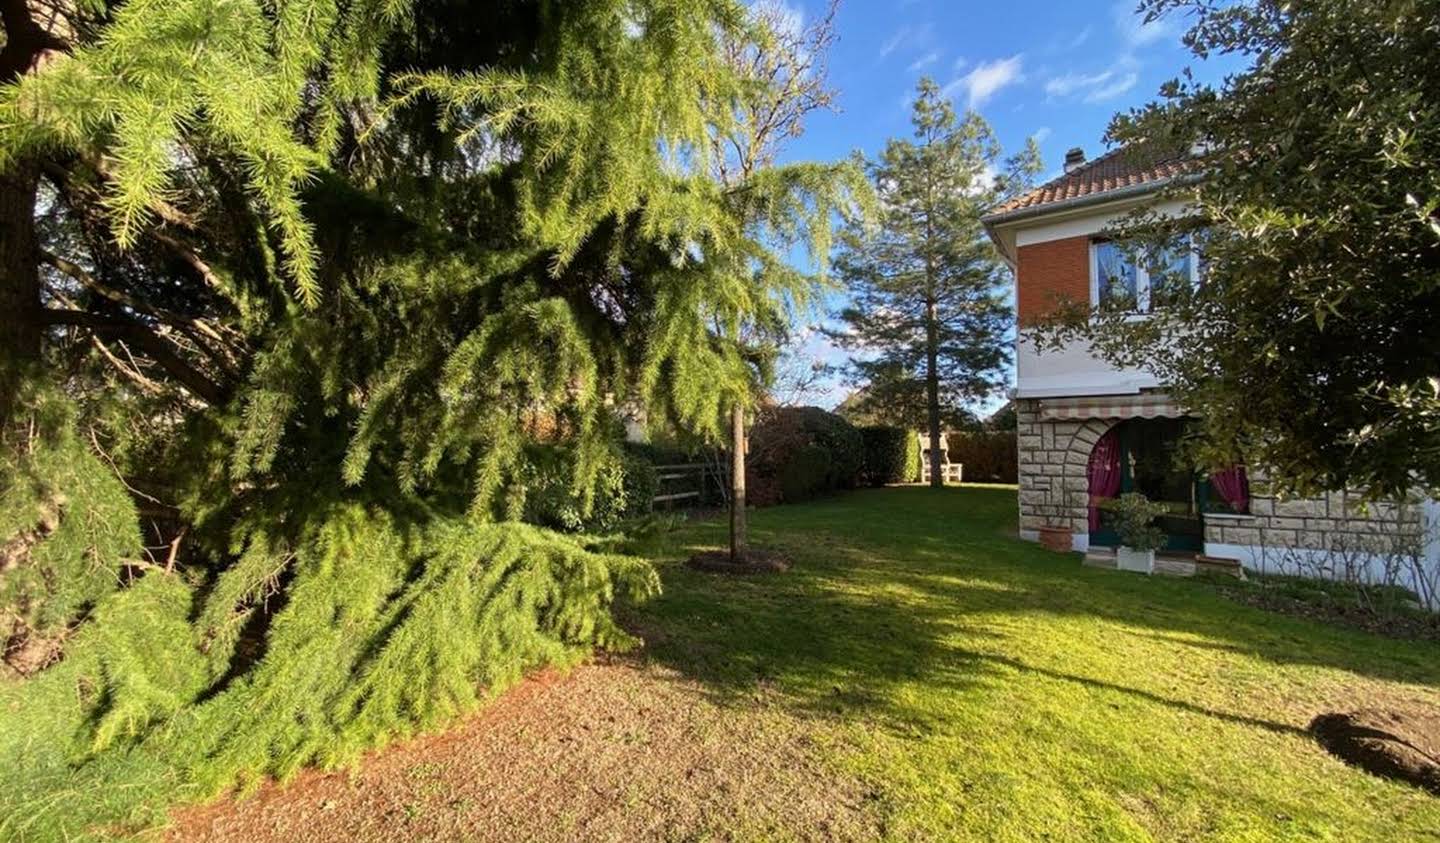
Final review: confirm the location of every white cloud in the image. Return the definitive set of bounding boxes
[879,23,934,60]
[948,54,1025,108]
[1069,25,1095,49]
[1032,126,1053,144]
[879,27,909,58]
[907,50,941,72]
[1045,69,1115,98]
[1044,55,1140,103]
[1084,71,1138,102]
[1113,1,1175,48]
[953,55,969,71]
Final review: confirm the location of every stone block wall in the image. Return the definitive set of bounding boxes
[1204,479,1425,558]
[1015,398,1431,566]
[1015,399,1110,550]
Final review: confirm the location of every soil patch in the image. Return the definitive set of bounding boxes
[1211,582,1440,643]
[166,658,879,841]
[686,548,791,575]
[1311,706,1440,795]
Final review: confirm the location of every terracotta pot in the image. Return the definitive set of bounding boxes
[1038,526,1073,553]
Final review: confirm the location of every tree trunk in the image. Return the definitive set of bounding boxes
[925,297,943,488]
[0,1,72,429]
[729,401,746,562]
[0,155,41,430]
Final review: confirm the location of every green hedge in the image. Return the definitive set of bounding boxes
[858,425,917,486]
[945,430,1018,484]
[748,406,863,505]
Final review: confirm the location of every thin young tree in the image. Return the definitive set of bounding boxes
[709,0,844,562]
[831,78,1038,487]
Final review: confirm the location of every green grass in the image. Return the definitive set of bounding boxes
[624,486,1440,842]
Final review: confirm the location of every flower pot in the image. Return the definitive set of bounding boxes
[1116,546,1155,574]
[1038,526,1073,553]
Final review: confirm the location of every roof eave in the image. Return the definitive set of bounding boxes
[981,172,1200,229]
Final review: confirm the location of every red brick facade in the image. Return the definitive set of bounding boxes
[1016,235,1090,326]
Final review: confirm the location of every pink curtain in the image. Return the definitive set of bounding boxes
[1087,428,1122,531]
[1210,465,1249,513]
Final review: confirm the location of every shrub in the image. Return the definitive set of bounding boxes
[858,425,913,486]
[522,447,658,533]
[747,406,863,505]
[946,430,1018,484]
[780,444,833,502]
[1100,493,1170,552]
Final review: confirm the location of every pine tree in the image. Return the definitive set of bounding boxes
[0,1,865,834]
[830,78,1038,486]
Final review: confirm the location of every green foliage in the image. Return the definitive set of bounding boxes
[0,391,141,652]
[945,431,1018,484]
[0,0,865,836]
[1038,0,1440,500]
[780,444,833,503]
[748,406,862,505]
[828,78,1036,432]
[858,425,913,487]
[1100,493,1170,552]
[0,0,412,304]
[0,505,657,837]
[0,573,213,840]
[903,429,922,483]
[524,447,659,533]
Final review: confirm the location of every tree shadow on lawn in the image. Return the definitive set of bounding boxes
[620,487,1440,737]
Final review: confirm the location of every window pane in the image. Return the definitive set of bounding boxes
[1095,241,1137,309]
[1147,239,1193,308]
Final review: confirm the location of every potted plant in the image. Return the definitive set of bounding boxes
[1099,492,1169,574]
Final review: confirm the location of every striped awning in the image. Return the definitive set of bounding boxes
[1038,393,1185,421]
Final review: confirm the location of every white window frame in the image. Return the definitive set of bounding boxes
[1089,234,1202,312]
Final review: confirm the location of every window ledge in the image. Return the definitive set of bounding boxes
[1202,512,1255,522]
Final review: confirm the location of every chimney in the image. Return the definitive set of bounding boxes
[1063,147,1086,174]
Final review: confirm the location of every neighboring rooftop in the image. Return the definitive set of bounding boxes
[984,145,1197,223]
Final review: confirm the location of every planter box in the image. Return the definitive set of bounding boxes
[1116,546,1155,574]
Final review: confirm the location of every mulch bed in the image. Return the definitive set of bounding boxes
[686,548,791,575]
[1311,706,1440,796]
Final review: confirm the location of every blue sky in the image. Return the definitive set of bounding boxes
[775,0,1244,413]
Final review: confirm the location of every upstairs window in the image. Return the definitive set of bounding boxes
[1091,232,1202,312]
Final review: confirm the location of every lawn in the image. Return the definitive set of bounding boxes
[19,486,1440,841]
[621,486,1440,841]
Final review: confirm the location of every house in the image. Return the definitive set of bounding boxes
[981,146,1439,600]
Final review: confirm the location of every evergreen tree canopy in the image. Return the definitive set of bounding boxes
[1035,0,1440,500]
[0,1,864,835]
[829,78,1037,436]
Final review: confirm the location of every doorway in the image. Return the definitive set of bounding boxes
[1089,417,1208,553]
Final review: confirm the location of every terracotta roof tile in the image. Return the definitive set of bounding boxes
[986,145,1197,220]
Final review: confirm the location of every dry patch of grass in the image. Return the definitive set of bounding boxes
[166,658,881,842]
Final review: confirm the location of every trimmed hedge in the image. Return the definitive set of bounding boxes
[945,431,1018,484]
[747,406,863,506]
[858,425,917,486]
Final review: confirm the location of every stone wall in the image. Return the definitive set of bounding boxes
[1015,398,1432,569]
[1015,399,1109,551]
[1204,484,1423,556]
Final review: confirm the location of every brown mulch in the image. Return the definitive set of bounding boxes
[1311,706,1440,795]
[164,659,880,842]
[686,549,791,575]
